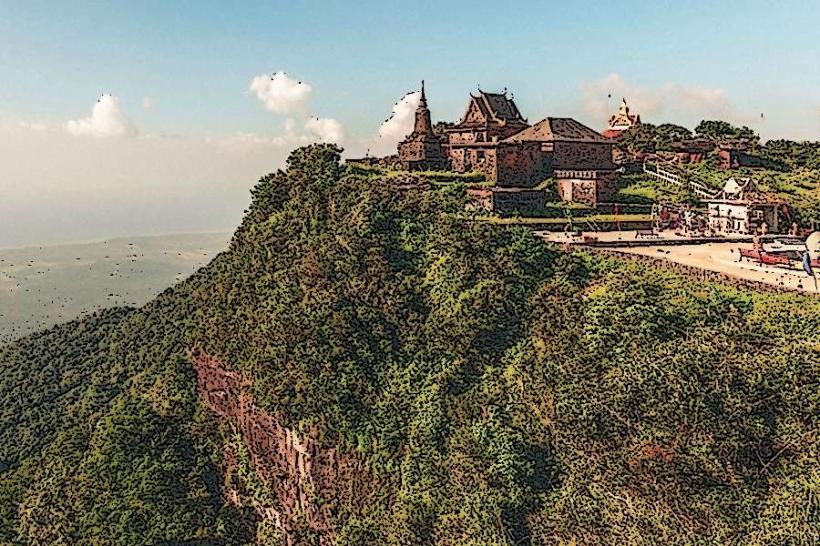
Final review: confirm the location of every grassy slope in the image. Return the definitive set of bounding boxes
[1,145,817,545]
[617,164,820,225]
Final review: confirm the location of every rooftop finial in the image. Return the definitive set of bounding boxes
[420,80,426,101]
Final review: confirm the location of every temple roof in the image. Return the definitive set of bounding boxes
[477,91,525,122]
[456,90,527,126]
[502,117,609,143]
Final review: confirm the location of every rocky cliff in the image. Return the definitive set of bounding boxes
[191,347,376,545]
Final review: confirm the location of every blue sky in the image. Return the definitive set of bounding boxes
[1,0,819,247]
[3,0,819,139]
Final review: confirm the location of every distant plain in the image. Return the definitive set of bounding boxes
[0,232,230,345]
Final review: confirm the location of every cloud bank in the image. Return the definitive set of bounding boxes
[246,71,345,147]
[304,116,345,144]
[1,70,351,247]
[65,94,137,138]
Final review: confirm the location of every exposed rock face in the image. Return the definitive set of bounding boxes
[191,348,374,545]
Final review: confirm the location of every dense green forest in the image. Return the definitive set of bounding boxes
[1,145,818,545]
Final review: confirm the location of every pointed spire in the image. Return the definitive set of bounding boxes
[411,80,433,136]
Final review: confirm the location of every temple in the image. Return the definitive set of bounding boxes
[397,81,449,171]
[445,90,529,177]
[603,98,641,138]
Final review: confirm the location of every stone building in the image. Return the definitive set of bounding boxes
[397,81,449,171]
[602,98,641,138]
[445,90,529,177]
[493,117,617,204]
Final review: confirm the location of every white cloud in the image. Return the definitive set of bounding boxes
[305,116,345,144]
[65,94,137,138]
[378,91,420,140]
[249,71,312,114]
[665,84,733,118]
[245,71,344,146]
[366,90,420,157]
[142,96,155,110]
[579,73,750,128]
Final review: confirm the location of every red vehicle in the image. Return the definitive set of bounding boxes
[738,248,793,267]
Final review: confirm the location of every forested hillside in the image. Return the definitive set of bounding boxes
[1,145,818,545]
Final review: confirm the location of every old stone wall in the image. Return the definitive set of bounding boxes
[449,146,497,177]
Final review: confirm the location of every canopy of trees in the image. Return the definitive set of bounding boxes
[695,120,759,143]
[1,144,818,545]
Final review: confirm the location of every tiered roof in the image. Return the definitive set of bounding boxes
[455,90,528,127]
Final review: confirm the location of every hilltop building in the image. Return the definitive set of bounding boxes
[494,117,617,203]
[445,90,529,177]
[602,98,641,138]
[445,90,616,205]
[703,178,782,234]
[352,84,619,208]
[397,82,449,171]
